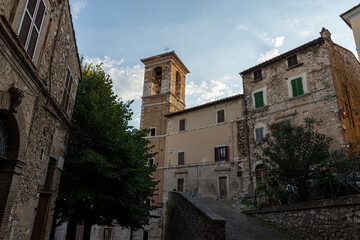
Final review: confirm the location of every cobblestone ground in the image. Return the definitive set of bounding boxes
[195,198,292,240]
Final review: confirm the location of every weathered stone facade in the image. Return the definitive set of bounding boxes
[245,194,360,240]
[0,0,80,239]
[240,29,360,187]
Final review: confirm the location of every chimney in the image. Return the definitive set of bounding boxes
[320,27,332,41]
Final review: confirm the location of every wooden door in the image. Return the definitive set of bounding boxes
[177,178,184,192]
[30,193,51,240]
[219,177,227,199]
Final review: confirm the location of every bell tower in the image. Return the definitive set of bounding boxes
[140,51,189,205]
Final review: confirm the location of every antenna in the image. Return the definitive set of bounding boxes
[164,47,169,52]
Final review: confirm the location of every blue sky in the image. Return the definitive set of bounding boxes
[69,0,359,128]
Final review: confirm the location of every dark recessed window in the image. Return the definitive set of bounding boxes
[178,151,185,165]
[179,119,185,131]
[148,158,154,166]
[177,178,184,192]
[217,109,225,123]
[253,69,262,80]
[0,119,8,158]
[150,128,156,137]
[255,127,264,141]
[103,228,112,240]
[214,146,228,162]
[287,55,298,68]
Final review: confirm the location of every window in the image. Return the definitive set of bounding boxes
[146,199,152,206]
[103,228,112,240]
[0,119,8,158]
[255,127,264,141]
[178,151,185,165]
[214,146,228,162]
[217,109,225,123]
[43,157,56,190]
[177,178,184,192]
[291,77,304,97]
[61,68,73,111]
[253,69,262,80]
[175,71,181,98]
[18,0,46,59]
[179,119,185,131]
[254,91,264,108]
[255,164,267,183]
[149,128,156,137]
[152,67,162,94]
[148,158,154,167]
[287,55,298,68]
[143,231,149,240]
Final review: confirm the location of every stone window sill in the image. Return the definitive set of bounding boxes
[286,62,303,70]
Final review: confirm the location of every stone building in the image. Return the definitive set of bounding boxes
[89,28,360,240]
[240,28,360,186]
[0,0,80,239]
[341,3,360,59]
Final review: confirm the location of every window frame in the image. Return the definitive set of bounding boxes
[61,68,73,112]
[255,164,267,183]
[179,119,185,131]
[287,55,298,68]
[255,127,264,141]
[178,151,185,165]
[287,73,307,98]
[0,118,8,158]
[252,87,267,109]
[214,145,229,162]
[177,178,184,192]
[217,109,225,123]
[143,230,150,240]
[17,0,47,59]
[149,127,156,137]
[103,228,112,240]
[148,158,154,167]
[253,69,263,81]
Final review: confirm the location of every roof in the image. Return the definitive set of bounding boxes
[340,4,360,28]
[165,94,243,117]
[239,37,325,76]
[141,51,190,74]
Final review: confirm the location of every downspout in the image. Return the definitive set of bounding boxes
[46,1,66,106]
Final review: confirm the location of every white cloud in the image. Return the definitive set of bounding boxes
[284,17,299,27]
[236,24,248,31]
[299,30,311,37]
[84,56,144,101]
[258,49,279,63]
[272,36,285,48]
[71,0,88,19]
[186,76,239,105]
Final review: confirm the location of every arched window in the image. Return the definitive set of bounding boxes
[152,67,162,94]
[255,164,266,183]
[175,71,181,99]
[0,119,8,158]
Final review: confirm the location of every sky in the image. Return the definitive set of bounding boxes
[69,0,359,128]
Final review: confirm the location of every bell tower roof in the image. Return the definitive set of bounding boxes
[141,51,190,74]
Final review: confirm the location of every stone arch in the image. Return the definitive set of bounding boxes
[175,71,181,99]
[152,67,162,95]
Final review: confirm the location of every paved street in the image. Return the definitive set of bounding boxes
[195,198,292,240]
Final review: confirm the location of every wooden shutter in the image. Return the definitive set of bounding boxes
[214,147,219,162]
[255,91,264,108]
[178,152,184,165]
[179,119,185,131]
[225,146,229,161]
[291,78,304,97]
[217,109,225,123]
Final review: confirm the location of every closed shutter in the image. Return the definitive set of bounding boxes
[217,109,225,123]
[291,78,304,97]
[254,91,264,108]
[214,147,220,162]
[225,146,229,161]
[179,119,185,131]
[178,152,184,165]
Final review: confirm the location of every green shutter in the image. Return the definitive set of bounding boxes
[254,91,264,108]
[291,78,304,97]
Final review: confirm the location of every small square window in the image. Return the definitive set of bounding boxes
[287,55,298,68]
[253,69,262,80]
[179,119,185,131]
[291,77,304,97]
[254,91,264,108]
[217,109,225,123]
[178,151,185,165]
[149,128,156,137]
[214,146,228,162]
[255,127,264,141]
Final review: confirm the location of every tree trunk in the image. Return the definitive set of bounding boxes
[82,221,92,240]
[66,213,78,240]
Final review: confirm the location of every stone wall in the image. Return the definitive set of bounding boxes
[165,191,226,240]
[245,195,360,240]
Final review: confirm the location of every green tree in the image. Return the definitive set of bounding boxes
[258,118,343,201]
[54,62,157,240]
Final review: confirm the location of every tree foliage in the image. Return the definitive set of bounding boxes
[258,118,344,201]
[55,61,157,238]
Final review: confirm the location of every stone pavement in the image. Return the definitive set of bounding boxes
[195,198,292,240]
